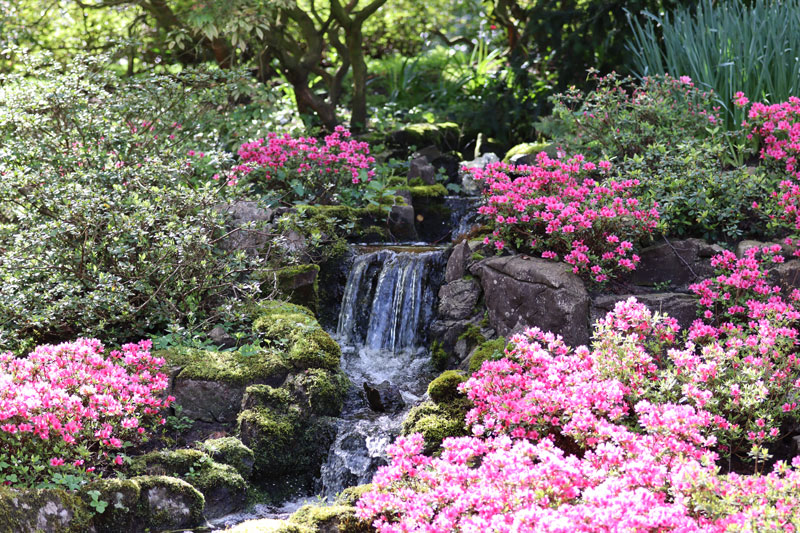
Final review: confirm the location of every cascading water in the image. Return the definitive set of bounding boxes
[319,247,445,495]
[445,195,482,240]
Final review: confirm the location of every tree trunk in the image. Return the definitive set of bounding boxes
[347,26,368,132]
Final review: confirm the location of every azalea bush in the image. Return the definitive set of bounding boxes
[229,126,383,207]
[0,339,172,489]
[468,153,659,282]
[358,248,800,531]
[538,71,720,160]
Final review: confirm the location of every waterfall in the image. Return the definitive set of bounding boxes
[320,247,445,495]
[445,195,482,240]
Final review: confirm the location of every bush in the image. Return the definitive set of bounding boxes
[0,58,266,352]
[0,339,172,489]
[538,71,720,160]
[467,154,659,282]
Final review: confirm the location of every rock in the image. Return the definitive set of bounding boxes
[363,380,406,413]
[736,240,767,258]
[275,264,320,312]
[629,238,724,290]
[769,259,800,291]
[389,123,460,153]
[429,319,469,353]
[591,293,698,333]
[283,504,367,533]
[473,255,590,346]
[412,145,442,162]
[282,230,307,255]
[459,153,499,195]
[503,142,555,164]
[209,326,236,349]
[446,241,471,283]
[431,153,461,183]
[387,205,419,241]
[0,487,91,533]
[438,279,481,320]
[217,201,274,252]
[200,437,256,480]
[408,157,437,185]
[136,476,205,531]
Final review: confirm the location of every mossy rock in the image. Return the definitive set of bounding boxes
[0,486,93,533]
[278,503,370,533]
[408,183,448,201]
[286,329,341,371]
[242,384,295,411]
[389,122,460,151]
[252,301,317,339]
[130,475,205,531]
[502,141,555,163]
[286,368,350,417]
[82,479,141,533]
[427,370,467,403]
[335,484,373,506]
[161,346,291,386]
[402,400,471,455]
[129,450,247,519]
[468,337,507,374]
[273,264,321,313]
[199,436,256,480]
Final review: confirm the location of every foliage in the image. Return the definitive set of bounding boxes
[468,154,659,282]
[539,71,720,160]
[358,269,800,530]
[0,57,266,352]
[0,339,172,488]
[627,0,800,131]
[621,139,776,243]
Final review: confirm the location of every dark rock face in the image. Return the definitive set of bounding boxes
[591,293,699,333]
[209,325,237,349]
[629,238,723,290]
[445,241,471,283]
[472,255,590,346]
[438,279,481,320]
[769,259,800,291]
[363,381,406,413]
[408,157,437,185]
[388,205,419,241]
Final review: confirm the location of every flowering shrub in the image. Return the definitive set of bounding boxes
[357,250,800,530]
[230,126,377,206]
[0,339,172,488]
[468,153,659,282]
[539,71,721,160]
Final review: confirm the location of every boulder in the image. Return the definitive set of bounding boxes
[445,241,471,283]
[429,319,469,353]
[199,437,256,480]
[591,293,698,333]
[217,201,274,252]
[472,255,590,346]
[736,240,767,258]
[363,381,406,413]
[770,259,800,292]
[438,279,481,320]
[629,238,723,290]
[388,205,419,241]
[459,153,499,196]
[0,487,92,533]
[408,157,437,185]
[208,326,236,350]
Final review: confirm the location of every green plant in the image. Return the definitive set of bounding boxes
[164,405,195,435]
[86,490,109,514]
[627,0,800,131]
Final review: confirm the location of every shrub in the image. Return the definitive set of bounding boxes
[538,71,719,160]
[0,58,266,352]
[468,153,659,282]
[0,339,172,489]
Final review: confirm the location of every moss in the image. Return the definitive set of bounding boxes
[159,346,291,386]
[390,122,461,151]
[252,301,316,338]
[188,461,246,497]
[199,436,256,480]
[243,384,294,410]
[430,339,448,371]
[387,176,408,187]
[238,406,300,476]
[274,264,320,312]
[503,141,555,162]
[335,484,373,506]
[402,400,470,455]
[469,337,507,374]
[129,448,208,477]
[285,503,370,533]
[288,368,350,416]
[407,177,425,187]
[457,323,486,346]
[428,370,467,404]
[131,475,205,529]
[82,479,141,533]
[0,486,93,533]
[409,183,448,200]
[287,328,341,370]
[471,251,485,262]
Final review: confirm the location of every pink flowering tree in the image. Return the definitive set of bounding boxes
[226,126,378,206]
[0,339,172,488]
[467,152,659,282]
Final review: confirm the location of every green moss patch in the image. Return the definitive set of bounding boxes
[160,346,291,385]
[409,183,448,200]
[427,370,467,403]
[199,436,256,480]
[469,337,507,374]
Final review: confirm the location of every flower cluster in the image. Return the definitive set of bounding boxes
[737,94,800,180]
[230,126,376,204]
[358,250,800,530]
[468,153,658,281]
[0,339,172,487]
